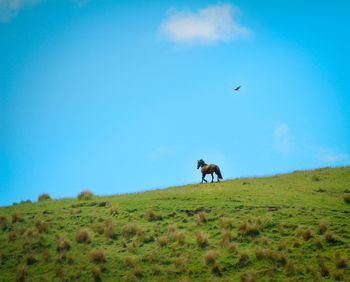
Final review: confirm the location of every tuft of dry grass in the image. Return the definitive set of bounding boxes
[203,250,220,265]
[56,235,71,252]
[125,256,135,267]
[75,228,91,243]
[38,193,51,201]
[130,266,142,278]
[343,193,350,203]
[195,230,209,248]
[0,215,8,231]
[103,218,115,239]
[301,227,313,240]
[333,270,344,281]
[77,190,94,200]
[318,220,328,234]
[306,265,316,276]
[237,217,263,236]
[121,222,140,238]
[35,220,48,233]
[110,205,119,216]
[195,211,207,225]
[240,270,257,282]
[173,230,186,244]
[318,258,330,277]
[168,223,178,233]
[325,231,337,243]
[173,256,187,271]
[220,217,233,229]
[335,255,347,268]
[90,248,107,263]
[254,248,267,259]
[145,208,162,221]
[156,235,169,246]
[12,213,21,223]
[151,264,161,275]
[211,262,221,275]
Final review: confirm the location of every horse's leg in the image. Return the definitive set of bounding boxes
[211,173,214,183]
[202,173,207,183]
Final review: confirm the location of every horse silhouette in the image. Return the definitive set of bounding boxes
[197,159,223,183]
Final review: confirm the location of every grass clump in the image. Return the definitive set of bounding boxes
[38,193,51,201]
[156,235,169,246]
[0,215,8,231]
[125,256,135,267]
[335,254,347,269]
[318,220,328,234]
[90,248,107,263]
[75,228,91,243]
[121,222,140,238]
[301,227,313,240]
[195,230,209,248]
[195,211,207,225]
[12,213,21,223]
[77,190,93,200]
[110,205,119,216]
[220,217,233,229]
[237,217,263,236]
[203,250,220,265]
[343,193,350,204]
[145,208,162,221]
[103,218,115,239]
[151,265,161,275]
[173,256,187,271]
[56,235,70,252]
[35,220,48,233]
[173,230,186,244]
[325,231,337,243]
[240,270,257,282]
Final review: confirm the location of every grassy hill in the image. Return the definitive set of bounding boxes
[0,166,350,281]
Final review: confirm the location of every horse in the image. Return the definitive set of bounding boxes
[197,159,223,183]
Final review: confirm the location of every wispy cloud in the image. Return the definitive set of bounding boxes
[272,122,293,155]
[312,146,348,163]
[0,0,88,22]
[0,0,43,22]
[160,4,250,43]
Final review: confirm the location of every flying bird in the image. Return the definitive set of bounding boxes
[234,85,241,91]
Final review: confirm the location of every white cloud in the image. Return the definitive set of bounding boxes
[160,4,250,43]
[272,122,292,155]
[313,147,348,163]
[0,0,88,22]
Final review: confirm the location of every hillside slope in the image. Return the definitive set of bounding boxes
[0,166,350,281]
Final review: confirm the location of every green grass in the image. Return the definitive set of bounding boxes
[0,166,349,281]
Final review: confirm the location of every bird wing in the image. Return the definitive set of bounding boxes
[234,85,241,91]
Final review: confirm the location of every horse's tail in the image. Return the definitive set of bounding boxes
[216,166,223,179]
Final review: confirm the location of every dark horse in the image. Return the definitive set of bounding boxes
[197,159,223,183]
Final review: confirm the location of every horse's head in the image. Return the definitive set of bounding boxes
[197,159,204,169]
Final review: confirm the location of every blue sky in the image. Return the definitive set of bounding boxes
[1,0,349,206]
